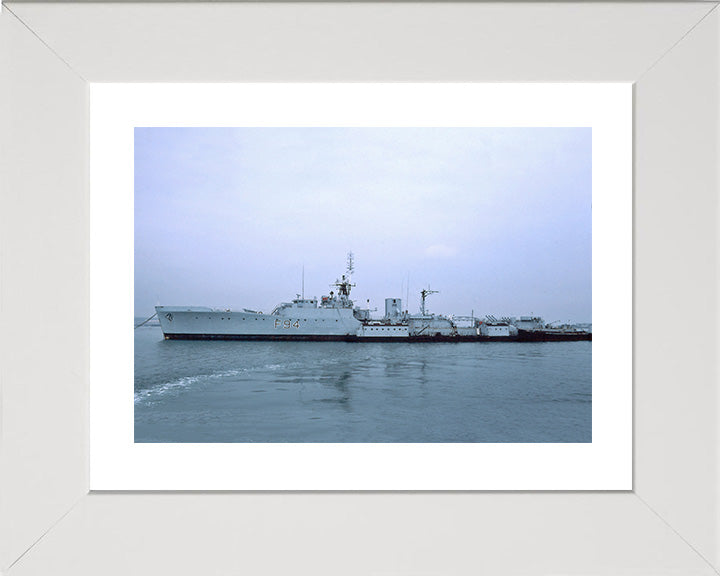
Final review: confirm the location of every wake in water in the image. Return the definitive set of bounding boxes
[134,357,344,404]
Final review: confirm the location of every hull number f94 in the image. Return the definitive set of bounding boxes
[275,319,300,329]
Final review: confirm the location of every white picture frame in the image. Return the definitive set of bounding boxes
[1,2,718,574]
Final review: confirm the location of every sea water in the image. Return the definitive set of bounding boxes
[134,323,591,443]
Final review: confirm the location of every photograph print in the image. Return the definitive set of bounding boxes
[134,127,592,444]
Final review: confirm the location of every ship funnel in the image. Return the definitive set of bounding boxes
[385,298,402,319]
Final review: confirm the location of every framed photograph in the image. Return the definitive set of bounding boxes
[90,83,630,490]
[2,2,718,574]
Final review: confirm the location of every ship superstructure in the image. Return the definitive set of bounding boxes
[155,254,591,342]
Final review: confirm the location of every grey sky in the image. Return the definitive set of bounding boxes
[135,127,591,322]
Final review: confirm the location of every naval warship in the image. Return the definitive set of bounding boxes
[155,254,591,342]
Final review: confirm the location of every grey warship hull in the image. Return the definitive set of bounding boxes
[155,307,591,342]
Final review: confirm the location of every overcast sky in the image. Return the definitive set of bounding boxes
[135,127,591,323]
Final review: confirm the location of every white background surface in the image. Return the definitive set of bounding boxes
[1,2,718,574]
[90,83,631,490]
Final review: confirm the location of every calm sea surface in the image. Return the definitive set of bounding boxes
[135,323,591,443]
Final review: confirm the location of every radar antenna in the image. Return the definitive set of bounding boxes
[420,287,439,316]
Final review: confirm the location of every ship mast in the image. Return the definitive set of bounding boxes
[420,288,439,316]
[331,252,356,306]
